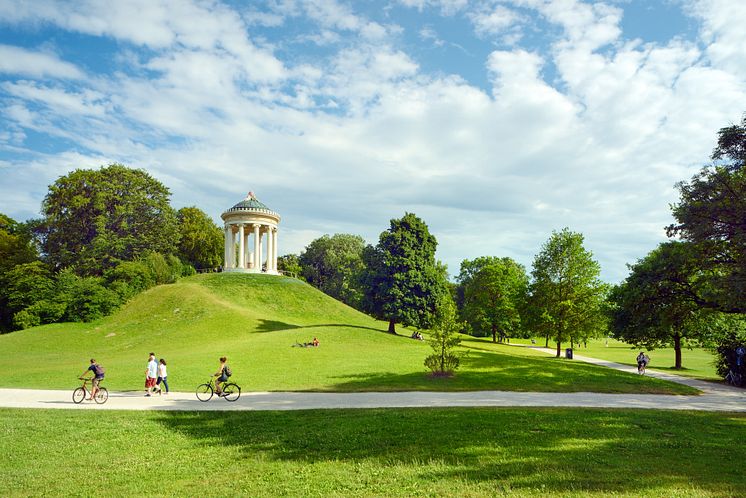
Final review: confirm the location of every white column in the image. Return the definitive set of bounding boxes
[267,225,274,273]
[224,226,231,269]
[230,228,237,269]
[244,232,250,268]
[238,224,245,269]
[253,224,260,273]
[272,228,278,273]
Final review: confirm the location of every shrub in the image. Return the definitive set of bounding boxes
[424,298,463,376]
[63,276,121,322]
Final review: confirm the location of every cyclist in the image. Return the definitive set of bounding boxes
[80,358,105,400]
[636,351,650,374]
[214,356,229,396]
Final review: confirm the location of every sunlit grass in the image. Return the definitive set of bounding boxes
[1,407,744,497]
[0,274,695,394]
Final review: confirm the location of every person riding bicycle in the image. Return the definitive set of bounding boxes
[636,352,650,372]
[214,356,230,396]
[80,358,105,401]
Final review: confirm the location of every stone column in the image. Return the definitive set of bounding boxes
[253,224,260,273]
[266,225,274,272]
[224,225,231,269]
[244,231,250,268]
[272,228,278,273]
[238,224,245,269]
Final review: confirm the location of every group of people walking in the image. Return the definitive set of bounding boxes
[145,352,169,396]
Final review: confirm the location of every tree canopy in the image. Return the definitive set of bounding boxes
[609,241,715,369]
[299,233,366,308]
[360,213,447,334]
[37,164,179,275]
[529,228,608,357]
[462,257,528,343]
[667,115,746,313]
[176,206,223,270]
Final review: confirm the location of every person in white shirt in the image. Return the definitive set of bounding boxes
[155,358,169,395]
[145,352,158,396]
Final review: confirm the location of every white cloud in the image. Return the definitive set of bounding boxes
[469,5,522,36]
[0,45,84,79]
[1,0,745,283]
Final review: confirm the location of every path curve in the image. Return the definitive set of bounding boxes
[1,351,743,412]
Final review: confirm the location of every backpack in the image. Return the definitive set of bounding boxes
[224,365,232,377]
[93,364,105,376]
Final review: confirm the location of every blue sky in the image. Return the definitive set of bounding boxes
[0,0,744,282]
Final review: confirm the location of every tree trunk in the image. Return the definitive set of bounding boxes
[492,324,497,343]
[674,333,682,369]
[545,335,549,348]
[556,341,561,358]
[388,319,396,335]
[570,337,574,348]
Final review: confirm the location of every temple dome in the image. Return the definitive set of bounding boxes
[222,192,280,219]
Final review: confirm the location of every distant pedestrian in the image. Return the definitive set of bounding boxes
[145,352,158,396]
[155,358,169,395]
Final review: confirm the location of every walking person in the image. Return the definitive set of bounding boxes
[145,352,158,396]
[155,358,169,395]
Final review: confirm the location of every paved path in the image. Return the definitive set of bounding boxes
[1,350,743,412]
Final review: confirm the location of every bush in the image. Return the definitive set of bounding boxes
[104,260,156,299]
[713,331,746,378]
[63,276,121,322]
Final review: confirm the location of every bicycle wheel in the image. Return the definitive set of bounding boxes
[222,383,241,402]
[72,387,86,404]
[94,387,109,404]
[196,383,213,402]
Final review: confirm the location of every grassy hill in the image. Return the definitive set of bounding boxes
[0,273,696,394]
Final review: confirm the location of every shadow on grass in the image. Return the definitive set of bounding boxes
[153,408,746,494]
[255,319,385,334]
[314,348,695,394]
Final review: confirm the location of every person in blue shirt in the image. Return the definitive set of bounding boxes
[80,358,105,401]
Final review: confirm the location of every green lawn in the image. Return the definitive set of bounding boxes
[2,407,744,497]
[0,273,695,394]
[512,337,720,381]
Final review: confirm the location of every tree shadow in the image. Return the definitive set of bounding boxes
[153,408,746,495]
[254,319,386,334]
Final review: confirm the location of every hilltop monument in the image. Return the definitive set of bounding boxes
[221,192,281,274]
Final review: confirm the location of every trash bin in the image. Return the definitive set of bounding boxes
[566,348,573,359]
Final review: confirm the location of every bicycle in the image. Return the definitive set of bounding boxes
[73,377,109,404]
[725,369,743,387]
[196,377,241,402]
[637,362,647,375]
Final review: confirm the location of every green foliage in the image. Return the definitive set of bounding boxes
[277,253,303,279]
[360,213,448,333]
[424,298,462,375]
[462,257,528,342]
[667,116,746,313]
[299,234,366,307]
[37,164,180,275]
[143,252,182,285]
[608,242,728,369]
[176,206,223,270]
[0,214,39,331]
[104,260,157,300]
[56,272,121,322]
[712,329,746,378]
[529,228,608,356]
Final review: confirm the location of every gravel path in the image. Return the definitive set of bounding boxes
[1,350,743,412]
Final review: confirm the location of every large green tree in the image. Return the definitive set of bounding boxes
[176,206,223,270]
[361,213,448,334]
[529,228,608,357]
[609,241,718,369]
[299,234,366,308]
[667,115,746,313]
[38,164,179,275]
[0,214,38,331]
[462,258,528,343]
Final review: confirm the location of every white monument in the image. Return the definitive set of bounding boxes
[221,192,280,274]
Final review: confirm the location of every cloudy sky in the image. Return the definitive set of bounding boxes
[0,0,744,282]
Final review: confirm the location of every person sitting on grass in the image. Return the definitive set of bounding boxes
[80,358,105,401]
[411,331,423,341]
[293,338,320,347]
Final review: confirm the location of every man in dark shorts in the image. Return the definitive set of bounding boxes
[80,358,105,401]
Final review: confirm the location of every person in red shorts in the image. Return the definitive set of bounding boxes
[145,352,158,396]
